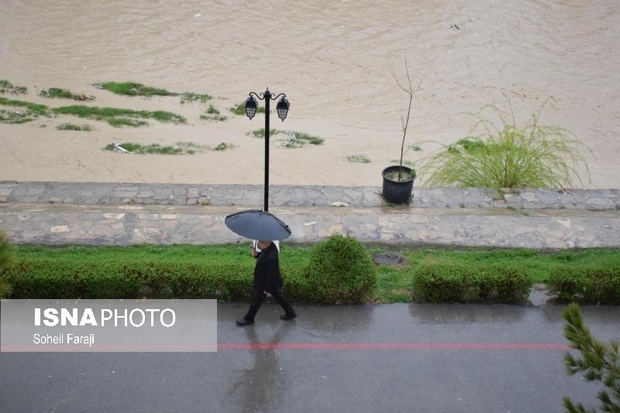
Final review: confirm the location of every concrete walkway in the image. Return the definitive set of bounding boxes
[1,181,619,249]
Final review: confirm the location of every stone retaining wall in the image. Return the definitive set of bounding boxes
[1,181,618,211]
[0,182,620,211]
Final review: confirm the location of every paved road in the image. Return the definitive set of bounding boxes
[2,303,619,413]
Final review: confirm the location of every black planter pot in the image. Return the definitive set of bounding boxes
[382,165,416,204]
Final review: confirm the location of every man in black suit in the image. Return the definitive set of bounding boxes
[236,240,297,326]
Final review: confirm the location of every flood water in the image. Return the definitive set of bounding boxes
[0,0,618,187]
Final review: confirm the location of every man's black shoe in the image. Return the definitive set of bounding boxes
[279,313,297,321]
[236,319,254,326]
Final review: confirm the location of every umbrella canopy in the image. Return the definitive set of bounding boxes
[224,210,292,241]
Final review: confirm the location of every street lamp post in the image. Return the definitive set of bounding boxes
[244,88,290,212]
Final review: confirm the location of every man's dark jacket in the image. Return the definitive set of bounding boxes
[253,243,283,293]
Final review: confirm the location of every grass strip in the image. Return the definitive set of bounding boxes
[0,80,28,94]
[0,97,50,116]
[104,141,231,154]
[40,88,95,101]
[53,105,186,125]
[94,82,176,97]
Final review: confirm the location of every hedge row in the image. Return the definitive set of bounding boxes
[1,236,619,305]
[3,256,544,304]
[410,263,620,305]
[547,266,620,305]
[8,259,608,305]
[4,260,620,304]
[2,260,313,302]
[411,263,532,304]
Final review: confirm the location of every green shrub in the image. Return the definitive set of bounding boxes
[412,263,532,303]
[303,235,376,304]
[477,266,532,303]
[276,264,310,303]
[0,229,15,298]
[0,278,10,299]
[412,264,467,303]
[548,266,620,305]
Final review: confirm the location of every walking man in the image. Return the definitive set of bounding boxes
[236,240,297,326]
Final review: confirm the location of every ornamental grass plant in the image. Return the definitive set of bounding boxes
[419,96,592,190]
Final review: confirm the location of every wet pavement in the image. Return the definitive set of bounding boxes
[1,303,619,413]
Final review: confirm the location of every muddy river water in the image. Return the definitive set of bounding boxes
[0,0,618,187]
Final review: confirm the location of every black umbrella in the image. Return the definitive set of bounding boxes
[224,210,292,241]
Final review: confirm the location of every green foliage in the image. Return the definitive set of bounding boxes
[384,167,416,182]
[412,263,532,303]
[347,155,372,164]
[103,141,210,155]
[304,235,377,304]
[200,104,228,122]
[95,82,175,97]
[0,230,16,271]
[4,244,620,304]
[0,109,35,124]
[0,97,50,119]
[180,92,212,104]
[419,96,591,190]
[53,105,186,126]
[0,278,11,299]
[0,79,28,94]
[250,128,279,138]
[0,244,312,302]
[0,230,16,299]
[249,129,325,147]
[212,142,234,151]
[281,132,324,148]
[56,123,93,131]
[39,88,95,101]
[375,264,412,302]
[230,102,265,116]
[548,267,620,305]
[108,118,149,128]
[3,260,248,300]
[411,264,466,302]
[562,303,620,412]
